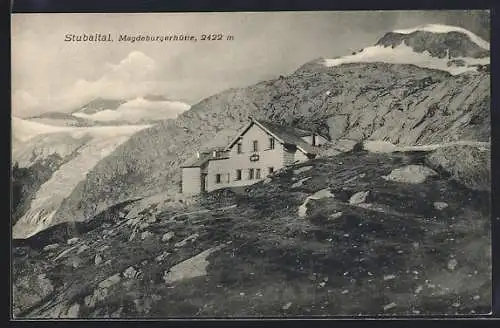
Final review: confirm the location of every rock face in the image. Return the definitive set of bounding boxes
[298,188,335,217]
[84,274,122,308]
[376,30,489,59]
[13,273,54,317]
[448,59,467,67]
[426,144,490,191]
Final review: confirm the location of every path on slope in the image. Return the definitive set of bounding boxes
[398,140,490,151]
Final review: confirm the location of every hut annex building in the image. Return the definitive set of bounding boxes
[181,117,328,195]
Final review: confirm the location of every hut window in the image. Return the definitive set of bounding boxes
[269,138,275,149]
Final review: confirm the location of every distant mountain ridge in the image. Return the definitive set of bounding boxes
[25,95,190,127]
[72,94,174,115]
[73,97,128,115]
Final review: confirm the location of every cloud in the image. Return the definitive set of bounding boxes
[12,90,41,117]
[12,12,490,119]
[13,51,168,117]
[104,51,157,82]
[72,97,190,123]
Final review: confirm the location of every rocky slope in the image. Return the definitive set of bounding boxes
[51,63,489,230]
[12,146,491,318]
[13,24,490,239]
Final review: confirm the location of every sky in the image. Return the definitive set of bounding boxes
[11,10,490,118]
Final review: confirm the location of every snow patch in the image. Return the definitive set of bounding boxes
[323,43,489,75]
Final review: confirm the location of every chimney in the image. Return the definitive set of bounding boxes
[196,151,200,158]
[312,134,316,146]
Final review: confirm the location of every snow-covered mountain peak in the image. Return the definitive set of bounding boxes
[323,24,489,75]
[391,24,489,50]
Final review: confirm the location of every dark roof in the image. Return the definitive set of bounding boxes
[255,120,319,155]
[225,117,324,155]
[181,157,210,168]
[258,121,313,138]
